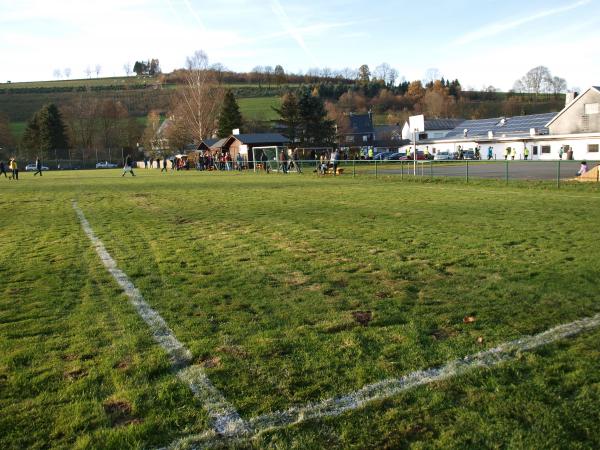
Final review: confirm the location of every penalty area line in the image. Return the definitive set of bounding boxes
[72,202,247,436]
[168,312,600,449]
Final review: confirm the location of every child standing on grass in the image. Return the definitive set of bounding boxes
[0,160,7,178]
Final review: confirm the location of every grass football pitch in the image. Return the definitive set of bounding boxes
[1,170,600,449]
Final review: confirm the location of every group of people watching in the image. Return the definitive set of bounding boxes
[0,158,19,180]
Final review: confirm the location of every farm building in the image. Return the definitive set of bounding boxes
[405,86,600,161]
[197,133,288,161]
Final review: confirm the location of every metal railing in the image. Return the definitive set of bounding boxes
[246,159,597,187]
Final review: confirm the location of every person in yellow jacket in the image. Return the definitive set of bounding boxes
[8,157,18,180]
[524,146,530,160]
[504,147,509,160]
[511,147,517,160]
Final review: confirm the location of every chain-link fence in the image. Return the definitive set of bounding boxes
[249,159,597,187]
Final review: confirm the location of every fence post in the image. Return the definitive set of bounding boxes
[430,160,433,179]
[401,161,403,180]
[505,160,509,184]
[466,159,469,183]
[557,159,561,189]
[375,159,378,179]
[353,159,356,178]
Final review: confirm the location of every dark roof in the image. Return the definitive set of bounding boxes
[212,138,229,148]
[349,113,374,134]
[232,133,289,144]
[425,119,464,131]
[203,138,219,147]
[444,113,557,139]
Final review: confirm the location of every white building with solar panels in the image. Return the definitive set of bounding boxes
[404,86,600,161]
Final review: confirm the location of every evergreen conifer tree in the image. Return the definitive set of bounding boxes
[23,104,69,159]
[298,91,336,147]
[217,90,242,138]
[273,93,300,143]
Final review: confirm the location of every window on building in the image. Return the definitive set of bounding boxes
[363,135,368,143]
[346,135,355,143]
[589,144,599,153]
[541,146,551,154]
[532,146,539,156]
[584,103,600,115]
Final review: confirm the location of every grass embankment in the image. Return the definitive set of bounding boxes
[1,171,599,449]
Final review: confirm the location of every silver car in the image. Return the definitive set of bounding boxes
[434,151,453,161]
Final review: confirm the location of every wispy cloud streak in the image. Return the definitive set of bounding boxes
[452,0,590,46]
[270,0,318,65]
[182,0,206,32]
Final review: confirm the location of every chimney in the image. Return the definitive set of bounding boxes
[565,92,578,107]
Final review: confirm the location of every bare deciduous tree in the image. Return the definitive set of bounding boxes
[84,66,92,78]
[95,64,102,78]
[63,95,100,150]
[424,68,442,85]
[251,66,264,87]
[515,66,551,97]
[549,76,567,96]
[123,62,132,77]
[53,69,62,79]
[176,50,224,143]
[64,68,71,79]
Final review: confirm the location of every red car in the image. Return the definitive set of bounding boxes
[400,151,427,161]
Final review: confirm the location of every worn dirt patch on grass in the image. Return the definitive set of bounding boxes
[64,368,88,380]
[352,311,373,326]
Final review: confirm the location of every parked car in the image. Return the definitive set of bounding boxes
[387,152,406,160]
[96,161,118,169]
[374,151,395,160]
[434,151,454,161]
[401,151,427,161]
[25,164,49,171]
[462,150,476,160]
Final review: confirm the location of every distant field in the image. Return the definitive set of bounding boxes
[1,171,599,449]
[0,76,160,90]
[9,121,26,140]
[238,97,281,121]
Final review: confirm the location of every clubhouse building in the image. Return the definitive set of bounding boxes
[402,86,600,161]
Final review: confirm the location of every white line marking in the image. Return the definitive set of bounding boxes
[168,312,600,449]
[72,202,246,435]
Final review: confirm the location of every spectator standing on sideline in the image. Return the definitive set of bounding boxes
[0,160,7,178]
[162,155,168,173]
[279,150,288,174]
[504,147,509,160]
[511,148,516,160]
[34,157,43,176]
[260,151,270,173]
[524,146,530,160]
[122,155,135,177]
[236,153,243,171]
[559,146,564,160]
[9,157,18,180]
[487,146,493,160]
[292,148,302,173]
[331,149,340,176]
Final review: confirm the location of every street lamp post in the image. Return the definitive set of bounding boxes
[413,128,418,176]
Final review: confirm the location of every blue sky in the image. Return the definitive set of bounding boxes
[1,0,599,90]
